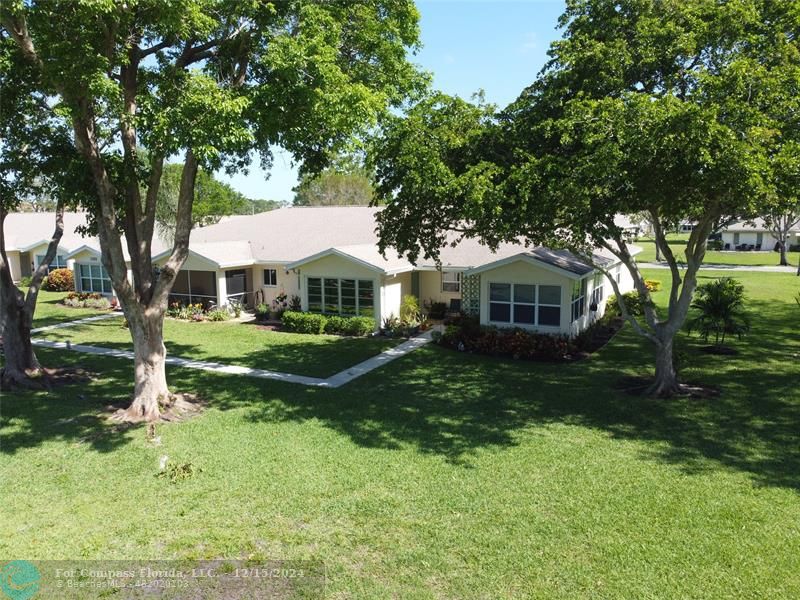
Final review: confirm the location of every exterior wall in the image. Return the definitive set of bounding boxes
[254,264,301,308]
[294,254,383,329]
[477,260,575,335]
[720,231,780,251]
[381,271,413,323]
[417,269,462,308]
[6,251,22,282]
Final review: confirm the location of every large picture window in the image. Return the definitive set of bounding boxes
[442,271,461,293]
[307,277,374,317]
[571,278,588,321]
[489,283,561,327]
[36,254,68,274]
[78,263,112,294]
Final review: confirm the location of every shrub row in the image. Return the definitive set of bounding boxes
[281,311,374,336]
[433,314,620,361]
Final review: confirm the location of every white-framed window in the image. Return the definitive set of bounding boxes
[36,254,68,273]
[442,271,461,293]
[489,283,561,327]
[263,268,277,287]
[571,278,587,321]
[591,273,604,308]
[307,277,374,317]
[78,263,112,294]
[614,266,621,284]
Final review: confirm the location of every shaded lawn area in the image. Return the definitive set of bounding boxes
[30,289,111,328]
[35,315,402,378]
[635,235,799,266]
[2,271,799,598]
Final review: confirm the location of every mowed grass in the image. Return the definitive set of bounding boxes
[33,310,401,379]
[635,235,799,266]
[29,289,110,328]
[2,270,799,598]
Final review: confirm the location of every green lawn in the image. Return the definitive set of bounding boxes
[30,289,110,328]
[635,235,799,266]
[3,271,799,598]
[33,310,401,379]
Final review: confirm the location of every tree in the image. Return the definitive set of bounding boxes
[293,161,375,206]
[372,0,799,396]
[2,0,423,420]
[687,278,751,349]
[0,29,90,388]
[155,164,250,243]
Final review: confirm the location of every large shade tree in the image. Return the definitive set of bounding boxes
[373,0,799,396]
[2,0,423,420]
[0,30,90,388]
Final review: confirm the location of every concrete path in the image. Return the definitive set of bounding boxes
[639,261,797,273]
[31,311,121,334]
[32,323,434,389]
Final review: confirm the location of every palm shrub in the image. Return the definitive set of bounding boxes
[687,278,751,347]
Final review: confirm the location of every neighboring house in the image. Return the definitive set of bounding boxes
[719,218,800,251]
[6,207,639,336]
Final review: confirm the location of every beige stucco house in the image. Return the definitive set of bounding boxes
[6,207,638,335]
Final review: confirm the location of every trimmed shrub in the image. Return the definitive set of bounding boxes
[436,322,575,361]
[283,311,374,336]
[707,239,723,251]
[207,309,230,321]
[282,310,327,334]
[62,292,110,309]
[44,268,74,291]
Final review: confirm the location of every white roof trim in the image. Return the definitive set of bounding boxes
[17,239,71,253]
[286,248,399,275]
[464,253,588,280]
[64,244,102,260]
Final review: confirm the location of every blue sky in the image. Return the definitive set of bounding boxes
[217,0,567,202]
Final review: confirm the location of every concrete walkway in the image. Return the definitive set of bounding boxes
[32,321,434,388]
[31,311,121,334]
[639,261,797,273]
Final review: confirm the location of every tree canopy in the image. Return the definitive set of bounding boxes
[372,0,800,395]
[293,159,375,206]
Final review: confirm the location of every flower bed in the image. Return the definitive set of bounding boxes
[167,302,230,322]
[432,314,623,362]
[62,292,114,310]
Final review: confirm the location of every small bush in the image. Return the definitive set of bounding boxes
[324,315,348,335]
[61,291,110,309]
[207,309,230,321]
[341,316,374,336]
[282,310,327,334]
[707,239,724,251]
[607,291,645,317]
[687,277,750,346]
[255,303,269,317]
[435,322,575,361]
[289,295,302,311]
[399,294,421,326]
[44,268,74,291]
[644,279,662,292]
[19,275,33,288]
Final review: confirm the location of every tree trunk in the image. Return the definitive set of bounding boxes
[0,299,40,388]
[655,240,662,262]
[778,241,788,266]
[119,310,170,422]
[648,337,682,397]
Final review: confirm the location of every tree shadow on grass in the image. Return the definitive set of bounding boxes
[1,349,140,455]
[234,297,800,489]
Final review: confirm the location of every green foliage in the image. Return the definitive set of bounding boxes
[43,268,74,292]
[282,311,327,335]
[19,276,33,288]
[206,309,230,322]
[399,294,421,326]
[607,292,645,318]
[437,321,576,362]
[255,303,270,317]
[293,161,375,206]
[283,311,373,336]
[687,278,751,346]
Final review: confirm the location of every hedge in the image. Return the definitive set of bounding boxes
[282,311,374,336]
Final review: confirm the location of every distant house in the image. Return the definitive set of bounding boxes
[6,208,640,336]
[719,218,800,251]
